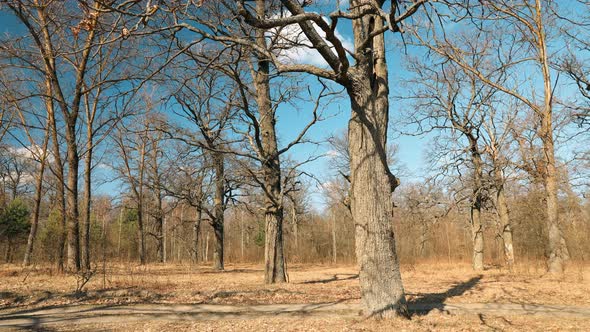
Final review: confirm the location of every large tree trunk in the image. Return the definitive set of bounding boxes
[255,0,286,284]
[494,168,515,268]
[212,151,224,271]
[469,138,484,271]
[81,135,92,270]
[65,121,81,272]
[264,208,286,283]
[47,100,67,272]
[23,120,50,266]
[537,3,570,273]
[346,2,406,317]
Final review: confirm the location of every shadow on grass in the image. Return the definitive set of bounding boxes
[298,274,359,285]
[407,275,483,315]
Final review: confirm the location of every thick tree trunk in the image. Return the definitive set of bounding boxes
[81,137,92,270]
[346,2,406,317]
[543,131,569,273]
[347,85,406,317]
[255,0,286,284]
[537,4,570,273]
[469,139,485,271]
[23,124,50,266]
[494,169,515,268]
[264,209,286,283]
[65,121,81,272]
[212,152,224,271]
[48,103,67,272]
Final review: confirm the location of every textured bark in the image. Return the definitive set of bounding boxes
[536,1,569,273]
[469,137,484,271]
[137,143,147,265]
[65,121,81,272]
[81,133,92,270]
[48,99,67,272]
[255,0,286,284]
[212,152,224,271]
[345,0,406,317]
[264,209,286,283]
[194,206,202,263]
[494,168,515,268]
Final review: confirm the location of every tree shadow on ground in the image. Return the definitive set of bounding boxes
[298,274,359,285]
[407,275,483,315]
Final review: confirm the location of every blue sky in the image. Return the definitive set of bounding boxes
[1,2,587,212]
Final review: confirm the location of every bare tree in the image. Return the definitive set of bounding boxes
[237,0,430,314]
[416,0,571,273]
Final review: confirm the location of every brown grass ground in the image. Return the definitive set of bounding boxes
[1,261,589,331]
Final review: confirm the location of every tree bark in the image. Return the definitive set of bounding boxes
[194,206,201,263]
[255,0,286,284]
[65,120,81,272]
[264,208,286,283]
[137,199,145,265]
[212,151,224,271]
[47,99,67,273]
[81,131,92,270]
[346,2,406,316]
[536,0,570,273]
[494,168,515,268]
[469,137,484,271]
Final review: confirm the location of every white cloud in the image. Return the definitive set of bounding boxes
[268,13,353,67]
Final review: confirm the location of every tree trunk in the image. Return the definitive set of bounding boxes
[204,231,209,262]
[240,209,245,261]
[536,1,570,272]
[137,200,146,265]
[255,0,286,284]
[292,204,298,252]
[332,211,337,264]
[194,209,201,263]
[469,138,484,271]
[23,123,50,266]
[65,120,81,272]
[155,200,165,263]
[494,169,515,268]
[47,100,67,273]
[264,209,286,283]
[346,3,406,316]
[212,151,224,271]
[81,135,92,270]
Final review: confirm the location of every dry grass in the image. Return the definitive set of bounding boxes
[44,314,590,332]
[1,261,589,330]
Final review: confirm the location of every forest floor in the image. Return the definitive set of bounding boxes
[0,261,589,331]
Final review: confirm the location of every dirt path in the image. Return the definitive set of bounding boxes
[1,302,590,329]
